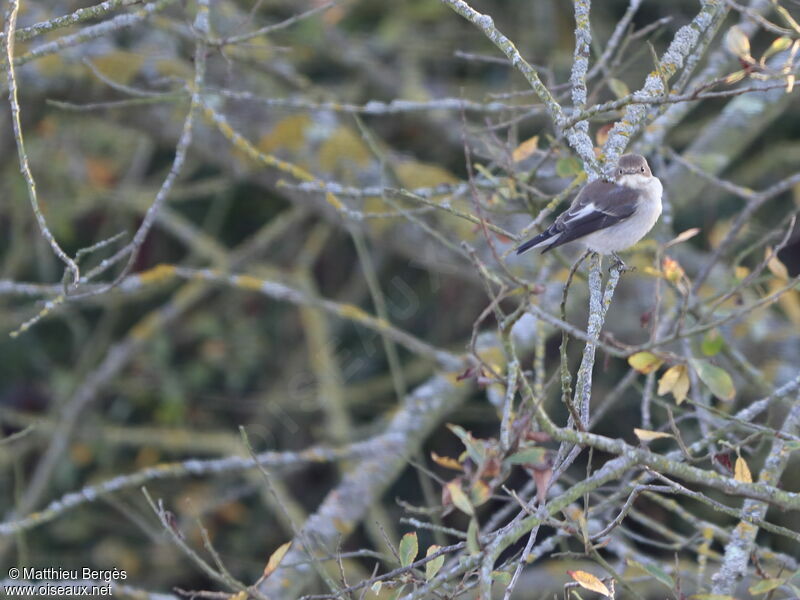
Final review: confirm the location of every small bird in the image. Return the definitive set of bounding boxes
[516,154,662,261]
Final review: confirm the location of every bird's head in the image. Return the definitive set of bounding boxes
[614,154,652,179]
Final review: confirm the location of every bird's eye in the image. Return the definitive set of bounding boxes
[641,166,645,173]
[618,168,622,175]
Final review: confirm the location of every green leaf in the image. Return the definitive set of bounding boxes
[466,518,480,554]
[774,4,800,37]
[556,156,583,178]
[446,424,485,464]
[504,446,547,466]
[762,36,792,62]
[389,585,406,599]
[491,570,512,585]
[749,578,786,594]
[642,563,673,589]
[627,558,674,589]
[399,532,418,567]
[701,330,725,356]
[628,351,664,374]
[608,78,630,99]
[690,359,735,401]
[425,545,445,581]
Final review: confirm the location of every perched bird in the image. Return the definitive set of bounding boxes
[516,154,662,260]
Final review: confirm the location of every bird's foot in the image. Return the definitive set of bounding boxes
[610,252,635,273]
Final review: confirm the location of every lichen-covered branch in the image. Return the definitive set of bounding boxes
[603,0,728,165]
[711,397,800,594]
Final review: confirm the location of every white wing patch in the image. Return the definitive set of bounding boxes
[565,202,597,222]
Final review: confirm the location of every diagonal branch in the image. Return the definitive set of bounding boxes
[711,396,800,594]
[603,0,729,165]
[439,0,599,173]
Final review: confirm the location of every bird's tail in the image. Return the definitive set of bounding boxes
[515,231,553,255]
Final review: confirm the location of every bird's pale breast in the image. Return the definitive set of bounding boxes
[581,175,662,254]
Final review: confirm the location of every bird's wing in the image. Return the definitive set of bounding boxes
[540,180,639,252]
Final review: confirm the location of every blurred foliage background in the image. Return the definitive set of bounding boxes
[1,0,799,598]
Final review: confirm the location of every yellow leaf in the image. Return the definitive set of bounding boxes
[608,78,630,99]
[657,366,681,395]
[672,372,690,405]
[318,126,372,172]
[708,218,737,249]
[726,25,751,59]
[657,365,690,405]
[137,264,176,285]
[774,5,800,37]
[470,480,492,507]
[491,570,512,585]
[634,428,674,442]
[394,160,458,189]
[154,58,193,79]
[662,257,685,283]
[567,570,611,597]
[724,69,747,85]
[765,247,789,280]
[734,265,750,281]
[642,266,664,278]
[258,115,312,154]
[761,36,792,64]
[446,481,474,516]
[36,54,67,78]
[263,541,291,578]
[749,577,788,594]
[627,352,664,374]
[665,227,701,248]
[734,456,752,483]
[477,346,507,376]
[512,135,539,162]
[425,545,445,581]
[431,452,463,471]
[777,288,800,326]
[90,51,145,85]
